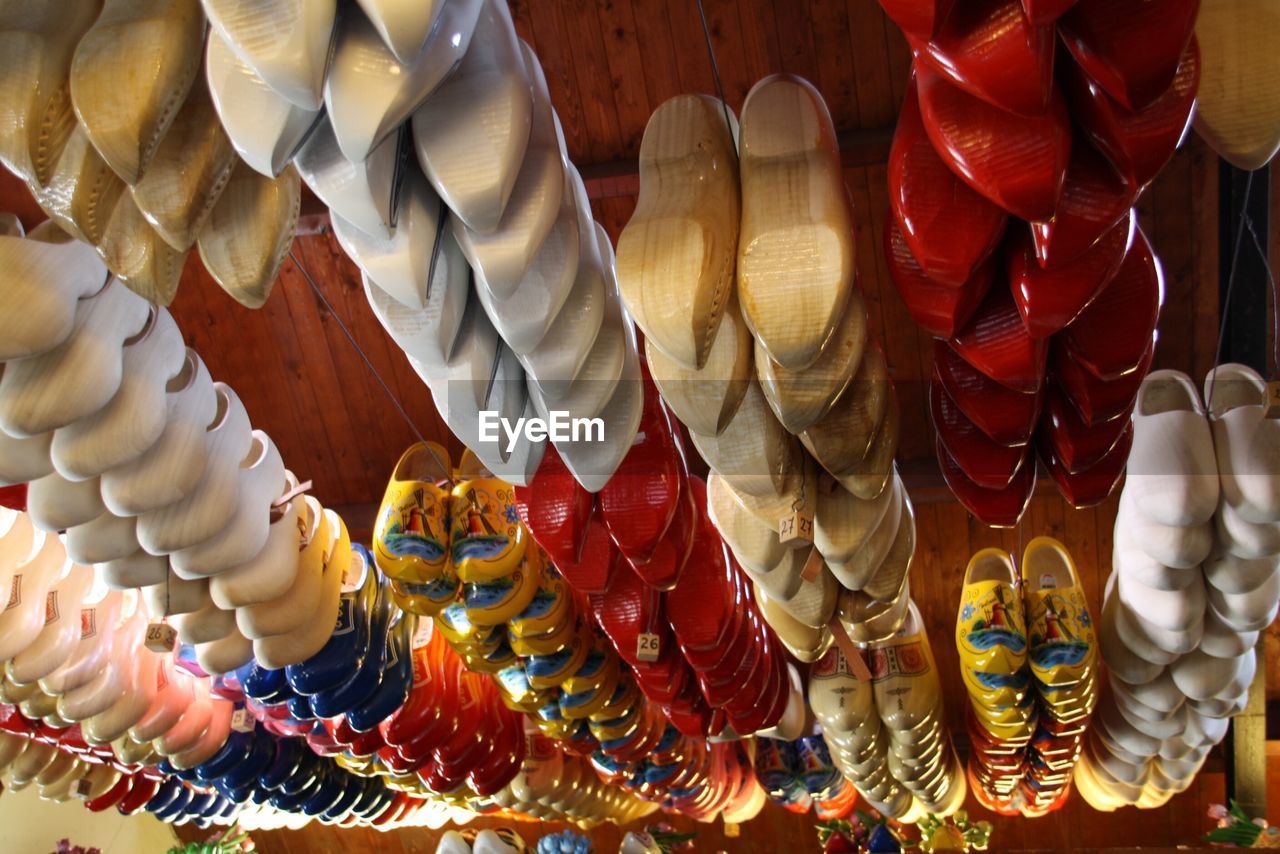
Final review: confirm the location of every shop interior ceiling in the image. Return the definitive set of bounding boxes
[0,0,1273,845]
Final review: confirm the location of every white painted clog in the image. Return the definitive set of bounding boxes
[202,0,336,111]
[1126,370,1219,527]
[295,115,399,240]
[1206,363,1280,522]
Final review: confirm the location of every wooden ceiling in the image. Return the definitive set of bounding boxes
[3,0,1277,849]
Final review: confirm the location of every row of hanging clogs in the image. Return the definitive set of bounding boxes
[877,0,1197,524]
[809,602,966,821]
[955,538,1099,817]
[614,81,911,657]
[196,0,643,490]
[0,517,246,776]
[0,0,299,306]
[497,735,657,827]
[0,220,364,679]
[1084,364,1280,809]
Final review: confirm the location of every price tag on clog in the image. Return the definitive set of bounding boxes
[144,622,176,653]
[724,822,741,838]
[636,632,661,663]
[1266,381,1280,419]
[778,511,814,546]
[230,707,254,733]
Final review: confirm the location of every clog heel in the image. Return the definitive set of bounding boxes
[374,441,453,585]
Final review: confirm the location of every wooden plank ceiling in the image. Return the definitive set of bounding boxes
[0,1,1263,848]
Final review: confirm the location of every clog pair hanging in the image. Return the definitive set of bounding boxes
[955,537,1098,815]
[879,0,1196,524]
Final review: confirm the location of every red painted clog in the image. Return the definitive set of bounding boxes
[878,0,957,41]
[1064,39,1200,190]
[933,340,1042,446]
[1040,385,1133,474]
[1060,226,1163,381]
[1009,208,1134,338]
[949,281,1049,393]
[911,0,1056,116]
[938,435,1036,527]
[1051,333,1154,425]
[886,220,995,339]
[1031,137,1137,268]
[1058,0,1200,112]
[1038,421,1132,507]
[916,64,1072,221]
[516,445,594,568]
[931,379,1031,488]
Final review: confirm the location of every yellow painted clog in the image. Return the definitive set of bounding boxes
[1022,536,1097,689]
[463,547,542,627]
[449,475,527,582]
[956,548,1028,675]
[373,441,453,585]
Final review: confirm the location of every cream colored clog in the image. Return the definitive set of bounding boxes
[83,642,159,744]
[738,75,854,371]
[100,349,218,517]
[1116,562,1205,634]
[839,578,912,645]
[756,584,831,662]
[800,346,897,499]
[412,0,532,233]
[234,497,321,636]
[1206,565,1280,632]
[136,383,254,555]
[65,511,137,566]
[1215,497,1280,559]
[0,1,101,187]
[862,494,915,602]
[1203,547,1279,595]
[0,278,150,438]
[26,471,104,532]
[617,94,739,370]
[0,428,52,487]
[324,0,483,162]
[295,115,398,240]
[1126,370,1219,527]
[71,0,206,185]
[1194,0,1280,171]
[646,292,753,436]
[1117,488,1213,569]
[197,161,301,308]
[9,563,91,685]
[99,549,167,590]
[130,79,239,252]
[766,555,838,629]
[758,289,868,434]
[452,42,563,297]
[473,164,582,356]
[0,229,108,362]
[355,0,443,63]
[1201,603,1259,658]
[141,570,213,617]
[208,485,302,608]
[172,596,236,645]
[201,0,335,111]
[707,471,792,577]
[51,308,186,480]
[40,586,123,697]
[251,510,346,668]
[334,166,444,311]
[170,431,286,578]
[205,26,321,178]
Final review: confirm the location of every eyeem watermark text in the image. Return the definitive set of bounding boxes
[478,410,604,453]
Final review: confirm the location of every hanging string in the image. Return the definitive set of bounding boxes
[288,248,427,445]
[1240,212,1280,379]
[1208,170,1256,408]
[694,0,738,159]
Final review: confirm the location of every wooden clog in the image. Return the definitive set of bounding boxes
[354,0,442,64]
[233,494,320,633]
[931,379,1030,489]
[1205,363,1280,524]
[0,227,109,362]
[202,0,336,111]
[1126,370,1219,528]
[916,64,1071,222]
[738,75,854,371]
[295,116,398,240]
[1064,40,1200,190]
[100,349,218,516]
[452,42,563,296]
[205,27,321,179]
[130,79,239,252]
[197,161,301,309]
[910,0,1056,117]
[757,288,868,434]
[1194,0,1280,170]
[253,509,347,669]
[816,470,901,576]
[65,510,138,565]
[617,94,739,370]
[937,436,1034,528]
[51,307,186,480]
[33,125,128,245]
[411,0,532,234]
[949,283,1048,394]
[799,346,896,495]
[70,0,206,185]
[826,475,904,591]
[1058,0,1199,112]
[324,0,482,161]
[0,279,150,438]
[1031,136,1137,268]
[96,196,190,305]
[689,380,802,499]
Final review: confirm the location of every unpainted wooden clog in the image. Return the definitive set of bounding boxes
[26,471,104,532]
[737,75,854,371]
[197,161,301,309]
[70,0,206,185]
[0,227,109,362]
[690,380,802,500]
[207,482,302,608]
[95,196,190,305]
[1193,0,1280,171]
